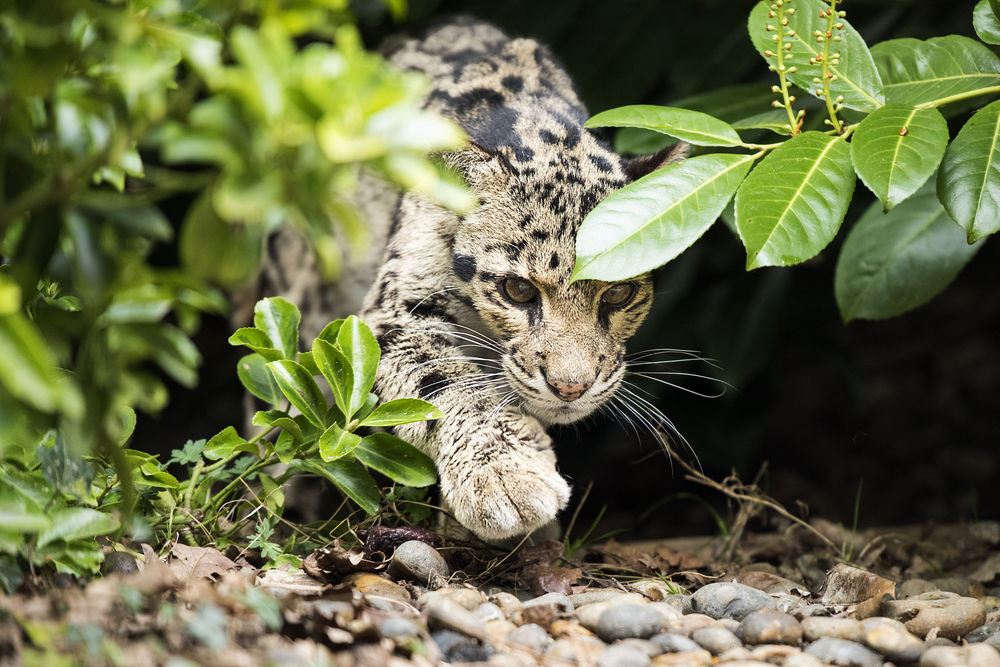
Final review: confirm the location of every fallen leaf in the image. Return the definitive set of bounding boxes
[170,543,238,582]
[820,563,895,606]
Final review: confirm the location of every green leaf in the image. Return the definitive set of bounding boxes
[267,360,328,428]
[237,353,282,405]
[0,493,50,533]
[179,193,263,287]
[572,153,756,282]
[736,131,855,269]
[37,508,120,547]
[731,110,795,135]
[359,399,444,427]
[748,0,884,112]
[254,297,301,361]
[586,105,743,147]
[318,423,362,461]
[298,459,380,515]
[312,338,353,417]
[203,426,256,460]
[336,316,380,419]
[850,104,948,211]
[0,313,62,413]
[252,410,303,442]
[316,320,344,345]
[975,0,1000,45]
[297,351,320,376]
[835,183,982,322]
[937,99,1000,242]
[37,430,93,498]
[355,433,437,487]
[871,36,1000,107]
[228,328,282,361]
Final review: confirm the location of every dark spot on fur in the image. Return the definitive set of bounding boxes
[530,229,550,241]
[539,130,559,145]
[506,239,528,261]
[501,75,523,92]
[376,329,402,351]
[549,253,560,269]
[417,371,447,400]
[589,154,614,173]
[452,254,476,282]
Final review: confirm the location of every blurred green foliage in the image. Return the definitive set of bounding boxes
[0,0,470,557]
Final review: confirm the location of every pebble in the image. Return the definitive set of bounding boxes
[820,564,896,606]
[419,587,485,611]
[690,626,742,654]
[101,551,139,576]
[627,579,680,602]
[596,604,667,642]
[649,632,700,653]
[507,623,553,653]
[614,638,663,657]
[484,619,517,644]
[524,592,574,613]
[431,629,494,662]
[883,592,987,639]
[570,590,636,606]
[677,613,722,635]
[750,644,803,662]
[546,636,606,664]
[717,646,754,662]
[968,623,1000,643]
[804,637,883,667]
[801,616,863,642]
[860,616,925,663]
[690,582,776,621]
[919,643,1000,667]
[425,596,487,639]
[343,572,410,604]
[598,645,651,667]
[387,540,449,586]
[649,648,712,665]
[550,620,594,638]
[576,597,648,631]
[737,609,803,645]
[377,616,422,639]
[491,592,522,618]
[474,602,506,623]
[784,653,826,667]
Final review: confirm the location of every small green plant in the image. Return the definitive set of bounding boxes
[572,0,1000,323]
[0,299,441,586]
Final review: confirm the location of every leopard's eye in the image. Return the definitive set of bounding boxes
[601,283,635,307]
[502,277,539,304]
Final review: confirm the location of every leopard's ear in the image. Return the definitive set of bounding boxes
[624,142,690,181]
[448,142,514,189]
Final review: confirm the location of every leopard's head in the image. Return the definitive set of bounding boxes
[449,138,683,425]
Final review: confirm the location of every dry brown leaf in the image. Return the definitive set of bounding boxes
[820,563,896,606]
[170,543,238,582]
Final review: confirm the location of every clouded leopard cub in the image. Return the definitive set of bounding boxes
[254,19,684,541]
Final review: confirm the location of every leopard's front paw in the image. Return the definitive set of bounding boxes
[441,444,570,542]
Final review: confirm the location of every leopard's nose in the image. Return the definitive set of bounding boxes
[546,378,592,402]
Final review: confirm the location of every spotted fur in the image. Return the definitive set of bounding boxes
[252,19,684,541]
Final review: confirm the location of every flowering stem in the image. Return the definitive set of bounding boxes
[816,0,846,134]
[766,0,803,135]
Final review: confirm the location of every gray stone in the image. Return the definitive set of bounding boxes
[490,592,522,619]
[506,623,553,653]
[569,589,635,606]
[801,616,863,642]
[523,592,573,614]
[430,629,494,662]
[389,540,449,586]
[784,654,827,667]
[737,609,803,645]
[719,618,740,633]
[860,616,924,663]
[613,638,662,657]
[101,550,139,576]
[595,604,666,642]
[425,597,487,639]
[883,592,987,639]
[804,637,883,667]
[677,613,722,636]
[649,632,700,653]
[378,616,422,639]
[597,645,651,667]
[899,579,939,599]
[920,643,1000,667]
[648,649,712,666]
[691,626,741,655]
[968,622,1000,643]
[690,582,776,621]
[474,602,506,623]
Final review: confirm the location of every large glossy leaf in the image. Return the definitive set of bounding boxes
[37,508,120,547]
[871,36,1000,107]
[835,184,982,322]
[318,423,362,461]
[850,104,948,211]
[228,327,282,361]
[359,399,444,427]
[336,316,380,419]
[253,297,300,361]
[937,99,1000,242]
[586,105,743,147]
[572,153,756,282]
[975,0,1000,45]
[355,433,437,487]
[237,353,282,405]
[748,0,884,112]
[313,338,353,418]
[252,409,303,442]
[736,132,855,269]
[203,426,256,460]
[266,360,328,428]
[298,459,380,515]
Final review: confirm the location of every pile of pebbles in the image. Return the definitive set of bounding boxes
[317,540,1000,667]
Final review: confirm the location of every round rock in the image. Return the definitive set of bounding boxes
[691,626,742,655]
[430,629,494,662]
[737,609,802,645]
[596,604,666,642]
[861,617,924,663]
[649,632,700,653]
[804,637,883,667]
[378,616,422,639]
[690,582,776,621]
[883,592,987,639]
[919,643,1000,667]
[388,540,449,586]
[801,616,863,643]
[507,623,553,653]
[101,551,139,576]
[597,645,651,667]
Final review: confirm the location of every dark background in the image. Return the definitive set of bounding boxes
[139,0,1000,540]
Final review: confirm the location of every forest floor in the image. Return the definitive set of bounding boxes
[3,519,1000,666]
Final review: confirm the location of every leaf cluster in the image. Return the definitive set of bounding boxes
[575,0,1000,322]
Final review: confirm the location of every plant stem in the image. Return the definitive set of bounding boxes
[819,0,844,133]
[918,85,1000,109]
[769,0,801,134]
